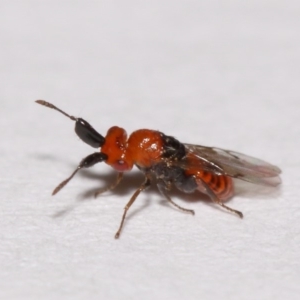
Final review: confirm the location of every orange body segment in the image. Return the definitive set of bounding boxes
[183,152,234,201]
[102,128,164,171]
[102,126,133,171]
[126,129,164,169]
[193,171,234,201]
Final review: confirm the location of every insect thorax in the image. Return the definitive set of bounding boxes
[160,133,186,161]
[154,133,196,192]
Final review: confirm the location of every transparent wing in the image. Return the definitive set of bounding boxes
[177,144,281,186]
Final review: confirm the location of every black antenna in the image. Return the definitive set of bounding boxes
[35,100,105,148]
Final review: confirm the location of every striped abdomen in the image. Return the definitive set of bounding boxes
[193,171,234,201]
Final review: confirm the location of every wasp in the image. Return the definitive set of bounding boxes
[35,100,281,238]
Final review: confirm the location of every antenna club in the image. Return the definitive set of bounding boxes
[35,100,55,109]
[35,99,77,121]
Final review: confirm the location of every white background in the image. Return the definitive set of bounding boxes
[1,1,299,299]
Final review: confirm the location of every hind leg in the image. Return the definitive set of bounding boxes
[197,179,243,218]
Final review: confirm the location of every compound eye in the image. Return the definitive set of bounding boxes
[75,118,105,148]
[112,159,131,171]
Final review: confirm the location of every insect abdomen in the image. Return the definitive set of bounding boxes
[195,171,234,201]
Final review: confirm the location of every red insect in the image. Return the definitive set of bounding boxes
[36,100,281,238]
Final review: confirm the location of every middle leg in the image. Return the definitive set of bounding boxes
[157,180,195,215]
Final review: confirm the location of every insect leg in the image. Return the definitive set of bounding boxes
[157,180,195,215]
[94,172,124,198]
[52,152,108,195]
[197,179,243,218]
[115,176,151,239]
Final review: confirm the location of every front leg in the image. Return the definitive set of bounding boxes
[115,175,151,239]
[94,172,124,198]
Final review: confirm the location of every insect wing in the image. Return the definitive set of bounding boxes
[180,144,281,186]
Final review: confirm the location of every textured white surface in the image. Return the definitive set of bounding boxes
[0,1,299,299]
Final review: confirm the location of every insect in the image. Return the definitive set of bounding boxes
[35,100,281,238]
